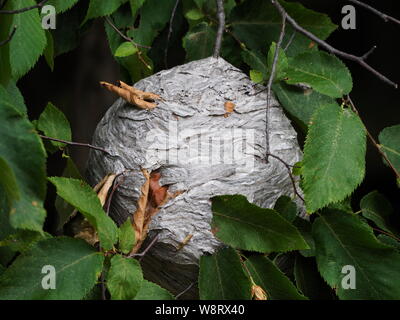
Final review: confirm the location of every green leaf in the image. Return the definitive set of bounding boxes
[241,49,268,80]
[360,191,398,236]
[0,99,47,232]
[48,177,119,250]
[183,22,216,61]
[245,255,307,300]
[129,0,146,17]
[293,218,315,258]
[128,0,178,47]
[377,235,400,251]
[55,158,83,231]
[0,237,104,299]
[44,31,54,71]
[313,210,400,299]
[230,0,337,57]
[379,124,400,173]
[114,42,139,58]
[4,0,47,80]
[83,0,128,24]
[0,157,20,207]
[267,42,288,81]
[118,218,135,254]
[199,247,252,300]
[0,230,51,254]
[37,103,72,148]
[2,81,27,114]
[134,280,175,300]
[107,255,143,300]
[294,255,335,300]
[47,0,79,13]
[286,51,353,98]
[211,195,309,252]
[250,70,263,84]
[185,8,205,21]
[273,196,297,223]
[302,104,366,213]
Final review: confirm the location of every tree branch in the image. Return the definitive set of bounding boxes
[0,26,16,46]
[271,0,398,89]
[266,13,286,160]
[164,0,180,68]
[347,0,400,25]
[38,134,112,156]
[0,0,49,14]
[213,0,225,58]
[345,96,400,180]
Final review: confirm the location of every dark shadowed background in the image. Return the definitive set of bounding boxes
[17,0,400,227]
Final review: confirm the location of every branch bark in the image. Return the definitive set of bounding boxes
[347,0,400,25]
[271,0,398,89]
[0,0,49,14]
[213,0,225,58]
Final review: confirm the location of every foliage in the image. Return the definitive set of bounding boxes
[0,0,399,301]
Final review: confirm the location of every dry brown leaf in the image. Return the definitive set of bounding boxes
[251,284,268,300]
[73,219,99,247]
[97,173,117,207]
[100,81,160,109]
[224,101,235,118]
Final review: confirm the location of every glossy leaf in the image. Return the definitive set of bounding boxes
[48,177,119,250]
[379,124,400,173]
[118,218,136,254]
[134,280,175,300]
[211,195,309,252]
[199,247,252,300]
[114,42,138,57]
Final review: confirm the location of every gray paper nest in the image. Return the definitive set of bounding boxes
[86,57,303,298]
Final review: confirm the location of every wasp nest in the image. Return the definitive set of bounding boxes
[86,57,303,299]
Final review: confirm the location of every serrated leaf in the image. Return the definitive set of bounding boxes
[114,42,138,57]
[48,177,119,250]
[273,82,335,128]
[129,0,145,17]
[37,103,71,148]
[183,22,216,61]
[83,0,128,24]
[286,51,352,98]
[0,230,51,254]
[293,218,315,258]
[267,42,288,81]
[377,235,400,251]
[360,191,399,236]
[303,104,366,213]
[47,0,79,13]
[0,98,46,232]
[0,157,20,207]
[4,0,47,80]
[134,280,175,300]
[211,195,309,252]
[0,237,104,299]
[107,255,143,300]
[230,0,337,57]
[199,247,252,300]
[245,255,307,300]
[2,81,26,114]
[118,218,136,254]
[379,124,400,173]
[274,196,297,223]
[313,210,400,299]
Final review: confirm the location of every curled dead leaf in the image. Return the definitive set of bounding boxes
[251,284,268,300]
[73,219,99,247]
[97,173,117,208]
[224,101,235,118]
[100,80,161,109]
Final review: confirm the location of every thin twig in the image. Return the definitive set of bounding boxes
[213,0,225,58]
[104,16,150,49]
[38,134,112,156]
[0,26,16,46]
[105,174,125,215]
[345,96,400,180]
[266,13,286,161]
[267,153,305,202]
[347,0,400,25]
[128,233,160,261]
[175,282,196,299]
[164,0,180,69]
[271,0,398,88]
[283,30,296,51]
[372,227,400,242]
[0,0,49,14]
